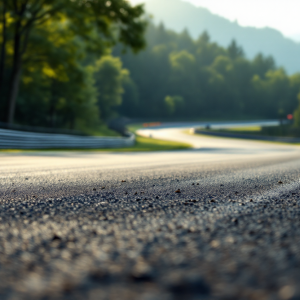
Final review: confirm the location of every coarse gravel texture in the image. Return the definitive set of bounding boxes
[1,152,300,300]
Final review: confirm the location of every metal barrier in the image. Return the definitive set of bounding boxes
[0,128,135,149]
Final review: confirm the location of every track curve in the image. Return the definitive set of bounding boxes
[1,124,300,300]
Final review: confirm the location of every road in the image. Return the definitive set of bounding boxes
[1,124,300,300]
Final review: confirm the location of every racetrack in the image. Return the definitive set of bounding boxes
[1,124,300,300]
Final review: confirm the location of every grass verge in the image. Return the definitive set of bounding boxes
[225,126,261,132]
[80,124,121,137]
[188,130,300,145]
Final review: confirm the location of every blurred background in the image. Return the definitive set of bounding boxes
[1,0,300,141]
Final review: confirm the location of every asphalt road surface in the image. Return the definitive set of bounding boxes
[1,125,300,300]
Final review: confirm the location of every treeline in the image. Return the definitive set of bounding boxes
[1,1,300,134]
[114,24,300,120]
[0,0,145,133]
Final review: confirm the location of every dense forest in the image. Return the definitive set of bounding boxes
[1,1,300,134]
[114,23,300,120]
[140,0,300,75]
[0,0,146,134]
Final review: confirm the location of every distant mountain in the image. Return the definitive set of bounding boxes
[291,34,300,43]
[143,0,300,74]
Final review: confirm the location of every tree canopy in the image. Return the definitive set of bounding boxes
[1,9,300,134]
[0,0,146,124]
[114,24,300,121]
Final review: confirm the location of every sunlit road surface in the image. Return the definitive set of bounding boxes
[0,121,293,175]
[1,122,300,299]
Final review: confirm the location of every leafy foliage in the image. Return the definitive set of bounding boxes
[114,24,300,121]
[2,2,300,134]
[0,0,146,127]
[94,55,126,120]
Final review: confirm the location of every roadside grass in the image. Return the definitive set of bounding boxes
[225,126,261,132]
[80,124,121,137]
[117,135,191,152]
[0,122,191,152]
[184,126,262,133]
[187,130,300,145]
[0,135,192,153]
[127,123,145,133]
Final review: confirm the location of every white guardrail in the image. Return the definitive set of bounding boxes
[0,128,135,149]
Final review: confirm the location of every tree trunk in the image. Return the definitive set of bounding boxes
[49,81,57,128]
[6,21,22,124]
[7,62,22,124]
[69,114,75,130]
[6,13,30,125]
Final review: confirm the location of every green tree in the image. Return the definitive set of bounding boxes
[169,50,199,114]
[293,93,300,127]
[17,58,99,131]
[0,0,146,124]
[118,70,139,117]
[252,53,275,78]
[288,74,300,115]
[9,16,99,131]
[115,22,300,121]
[251,69,290,118]
[164,95,184,115]
[94,55,127,120]
[227,40,244,60]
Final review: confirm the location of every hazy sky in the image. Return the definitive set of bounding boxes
[129,0,300,41]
